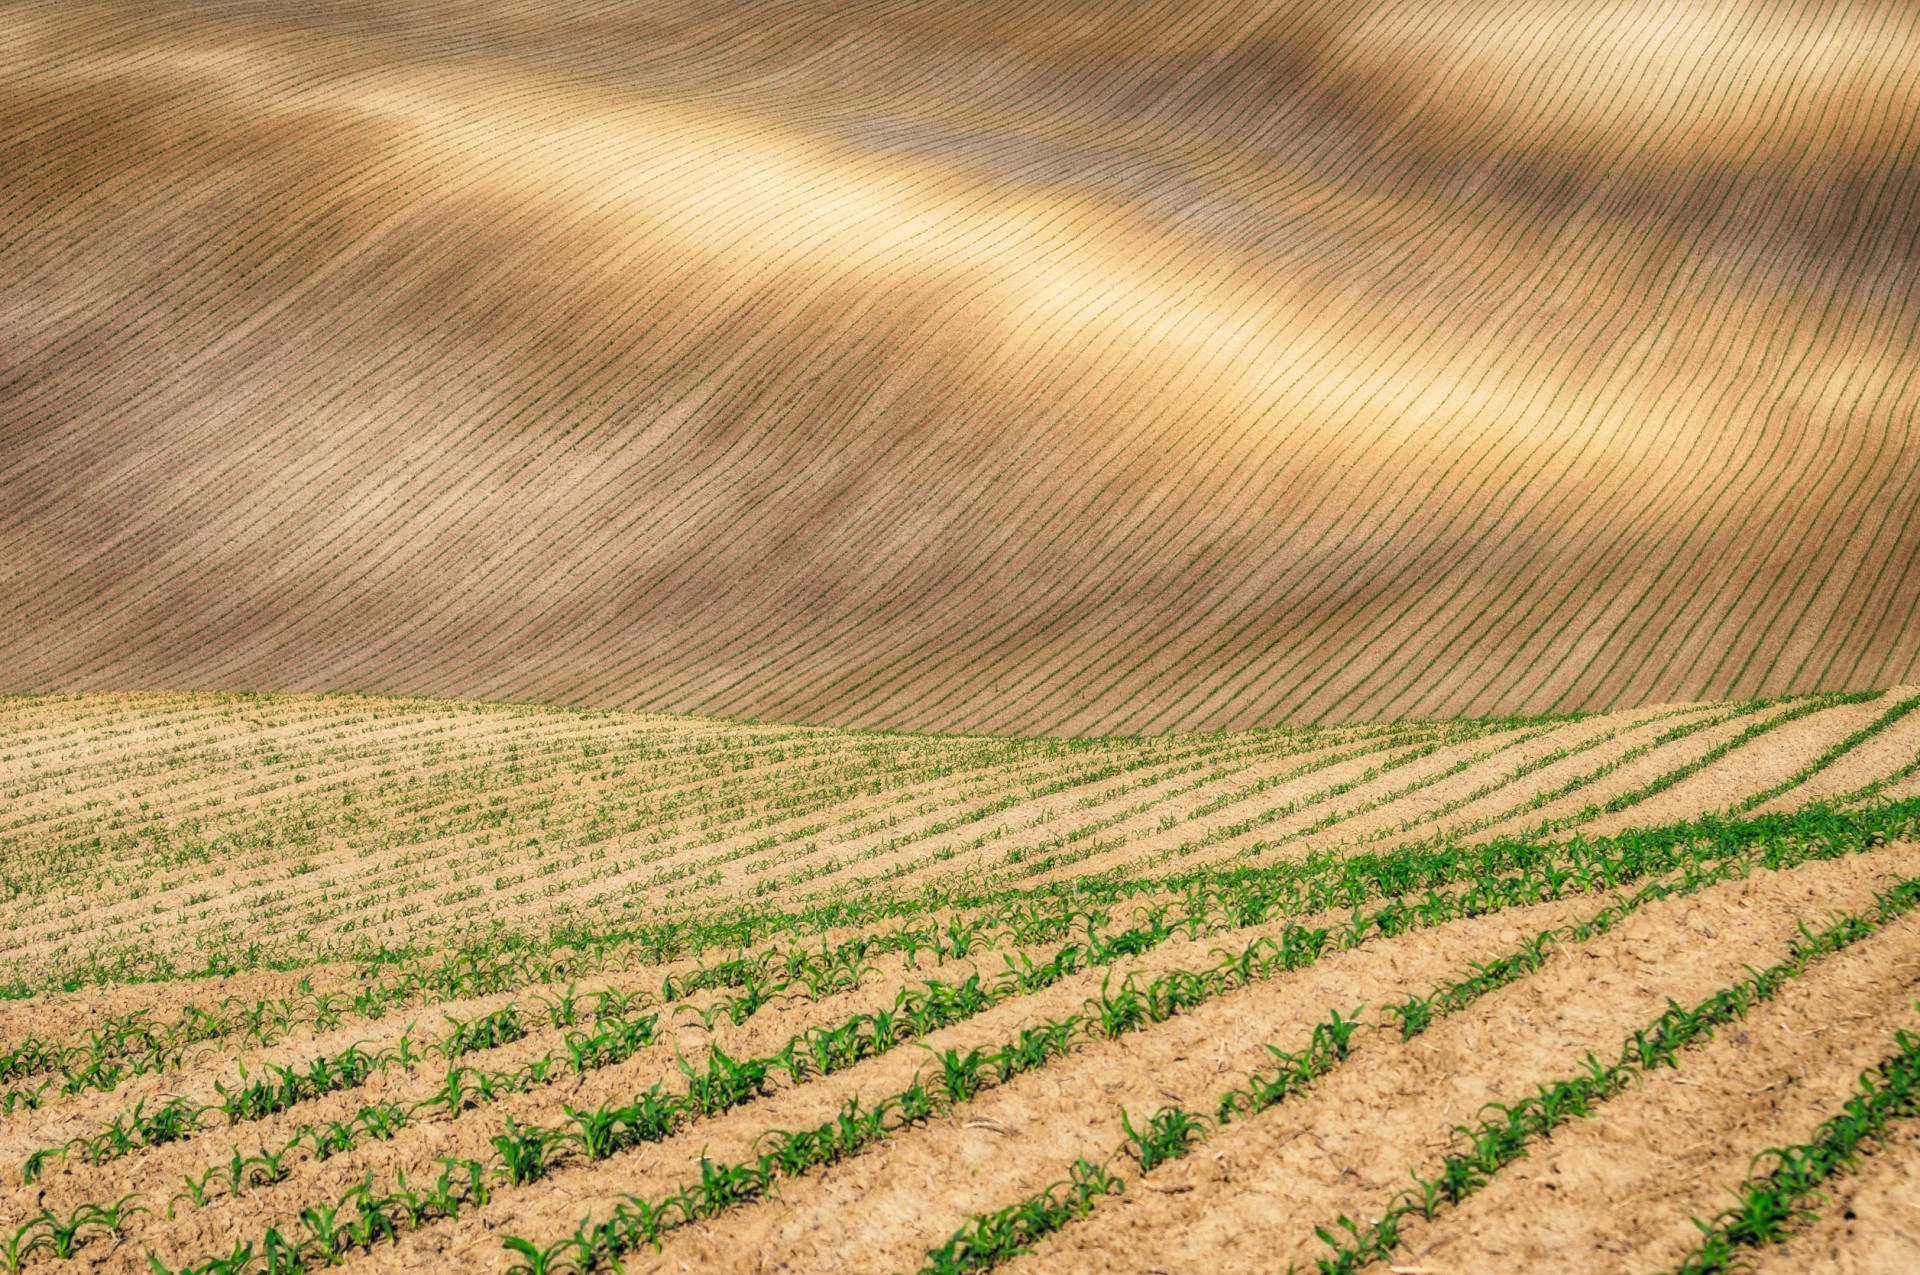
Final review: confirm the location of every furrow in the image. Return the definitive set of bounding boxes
[1339,889,1920,1272]
[994,845,1920,1274]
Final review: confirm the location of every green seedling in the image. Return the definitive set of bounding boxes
[492,1117,556,1186]
[1120,1105,1209,1172]
[1665,1026,1920,1273]
[1,1218,50,1274]
[1304,880,1920,1274]
[919,1159,1122,1274]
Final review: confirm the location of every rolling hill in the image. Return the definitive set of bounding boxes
[6,0,1920,733]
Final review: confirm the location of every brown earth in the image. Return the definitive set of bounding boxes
[6,0,1920,735]
[1752,686,1920,812]
[998,846,1920,1275]
[1372,896,1920,1272]
[1580,697,1892,835]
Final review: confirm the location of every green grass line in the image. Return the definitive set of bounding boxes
[1730,693,1920,814]
[1661,1027,1920,1273]
[1294,878,1920,1273]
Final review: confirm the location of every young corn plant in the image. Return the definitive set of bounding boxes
[1662,1027,1920,1274]
[493,1117,559,1187]
[1301,878,1920,1274]
[1,1218,50,1275]
[1120,1106,1210,1171]
[917,1160,1124,1275]
[490,831,1887,1273]
[132,799,1920,1275]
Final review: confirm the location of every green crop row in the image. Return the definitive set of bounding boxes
[132,914,1358,1275]
[1731,693,1920,815]
[1298,878,1920,1273]
[26,784,1920,1137]
[19,788,1913,1271]
[518,817,1888,1275]
[905,866,1920,1275]
[65,908,1200,1266]
[516,792,1920,989]
[1662,1026,1920,1273]
[20,993,645,1182]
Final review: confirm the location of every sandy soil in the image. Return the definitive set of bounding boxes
[1580,698,1893,836]
[1742,1120,1920,1274]
[1751,687,1920,812]
[998,846,1920,1274]
[1379,903,1920,1272]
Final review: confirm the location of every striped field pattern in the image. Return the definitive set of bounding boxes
[6,0,1920,731]
[4,691,1920,1273]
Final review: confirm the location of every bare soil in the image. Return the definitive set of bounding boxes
[999,846,1920,1274]
[6,0,1920,735]
[1380,904,1920,1272]
[1743,1121,1920,1273]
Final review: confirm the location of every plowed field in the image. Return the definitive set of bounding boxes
[6,0,1920,733]
[7,689,1920,1273]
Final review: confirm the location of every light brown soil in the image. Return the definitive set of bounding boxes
[1742,1122,1920,1273]
[998,846,1920,1275]
[1377,901,1920,1272]
[1751,686,1920,812]
[1581,698,1891,836]
[627,895,1606,1274]
[6,0,1920,735]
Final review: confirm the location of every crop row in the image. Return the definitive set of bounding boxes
[24,772,1906,1122]
[45,902,1237,1186]
[160,920,1371,1275]
[1730,692,1920,814]
[2,714,1399,997]
[754,719,1488,906]
[4,702,1279,991]
[9,780,1913,1270]
[21,963,806,1178]
[1297,879,1920,1273]
[0,913,951,1111]
[15,777,1908,1272]
[9,687,1854,1008]
[1284,702,1716,856]
[3,692,1864,1026]
[909,878,1920,1275]
[1564,693,1872,826]
[500,841,1915,1272]
[17,767,1907,1123]
[1664,1027,1920,1273]
[20,898,1253,1264]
